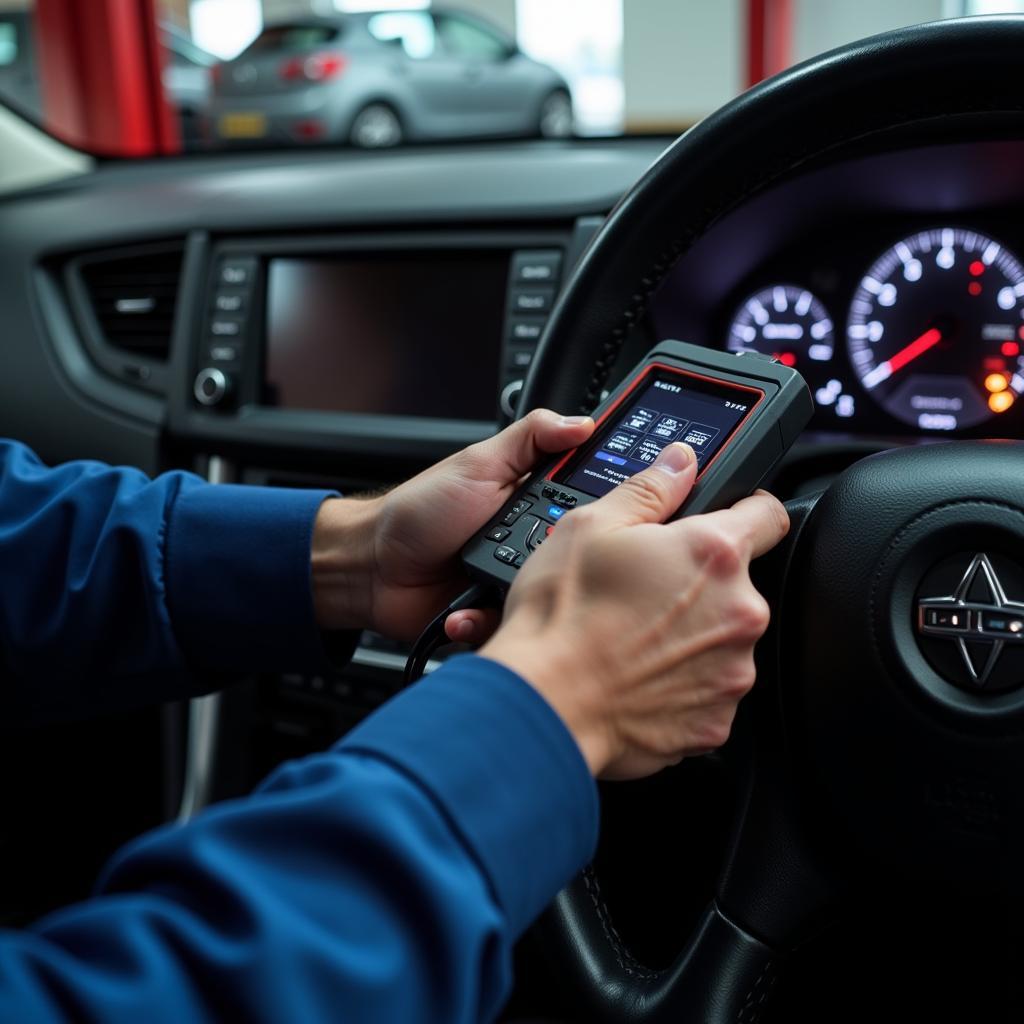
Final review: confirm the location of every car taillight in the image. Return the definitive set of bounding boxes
[279,52,348,82]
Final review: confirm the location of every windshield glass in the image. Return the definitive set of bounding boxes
[2,0,1023,157]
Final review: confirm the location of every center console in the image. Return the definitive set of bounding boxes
[158,222,602,812]
[188,233,568,428]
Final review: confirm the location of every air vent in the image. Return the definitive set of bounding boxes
[79,246,184,361]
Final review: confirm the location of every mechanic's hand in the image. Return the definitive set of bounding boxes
[311,409,594,641]
[479,442,789,780]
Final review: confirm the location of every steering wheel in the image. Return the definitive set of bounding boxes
[519,17,1024,1022]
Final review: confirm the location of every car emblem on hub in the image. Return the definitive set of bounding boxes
[917,553,1024,686]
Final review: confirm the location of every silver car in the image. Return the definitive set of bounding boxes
[204,8,573,149]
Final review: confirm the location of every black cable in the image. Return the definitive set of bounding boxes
[403,582,501,687]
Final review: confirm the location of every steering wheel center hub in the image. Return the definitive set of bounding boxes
[916,551,1024,693]
[789,441,1024,880]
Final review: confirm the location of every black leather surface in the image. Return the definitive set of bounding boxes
[520,15,1024,1022]
[539,886,775,1024]
[790,441,1024,879]
[716,493,838,945]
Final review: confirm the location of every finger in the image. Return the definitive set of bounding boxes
[694,489,790,559]
[444,607,502,645]
[588,442,698,527]
[466,408,595,483]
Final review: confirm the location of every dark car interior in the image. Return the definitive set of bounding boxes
[5,3,1024,1021]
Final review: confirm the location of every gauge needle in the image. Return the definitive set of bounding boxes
[861,327,943,390]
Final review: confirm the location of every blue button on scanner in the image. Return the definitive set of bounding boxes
[595,450,627,466]
[548,505,566,520]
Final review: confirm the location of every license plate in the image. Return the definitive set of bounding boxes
[218,112,267,138]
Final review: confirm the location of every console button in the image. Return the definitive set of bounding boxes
[210,318,243,337]
[213,291,247,314]
[513,553,526,568]
[220,258,256,287]
[507,346,534,371]
[512,251,562,283]
[494,545,519,565]
[206,344,240,364]
[508,318,546,343]
[485,526,511,543]
[510,287,555,314]
[501,499,533,526]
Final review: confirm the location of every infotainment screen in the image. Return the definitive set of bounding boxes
[264,253,508,419]
[552,367,763,498]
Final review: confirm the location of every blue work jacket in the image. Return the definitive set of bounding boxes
[0,440,598,1022]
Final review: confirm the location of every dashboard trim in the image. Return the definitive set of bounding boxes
[166,226,590,463]
[176,453,232,823]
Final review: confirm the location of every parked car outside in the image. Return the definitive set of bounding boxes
[0,10,40,121]
[203,8,574,149]
[161,22,218,147]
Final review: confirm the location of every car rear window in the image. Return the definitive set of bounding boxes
[0,26,16,67]
[245,24,342,54]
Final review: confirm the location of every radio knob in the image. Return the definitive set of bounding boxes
[194,367,232,407]
[500,379,524,418]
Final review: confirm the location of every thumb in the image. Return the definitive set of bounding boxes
[466,408,595,483]
[590,442,697,527]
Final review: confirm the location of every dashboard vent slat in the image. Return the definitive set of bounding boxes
[79,248,184,360]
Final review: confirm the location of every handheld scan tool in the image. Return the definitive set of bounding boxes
[461,339,813,591]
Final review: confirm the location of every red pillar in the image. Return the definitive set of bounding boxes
[746,0,794,88]
[34,0,180,156]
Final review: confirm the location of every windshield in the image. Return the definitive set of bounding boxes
[2,0,1023,157]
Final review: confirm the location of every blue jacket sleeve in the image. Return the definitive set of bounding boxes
[0,656,599,1023]
[0,439,344,721]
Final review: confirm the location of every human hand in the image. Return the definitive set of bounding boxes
[479,442,789,779]
[311,410,594,642]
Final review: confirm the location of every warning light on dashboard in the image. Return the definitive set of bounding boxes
[774,352,797,367]
[968,282,983,297]
[970,260,985,276]
[1003,341,1021,357]
[989,390,1015,414]
[985,373,1009,393]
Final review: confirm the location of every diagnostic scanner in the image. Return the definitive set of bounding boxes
[461,339,813,591]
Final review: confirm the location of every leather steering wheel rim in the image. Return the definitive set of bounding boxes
[517,16,1024,1024]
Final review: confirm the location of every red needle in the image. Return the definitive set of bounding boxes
[887,327,943,374]
[863,327,942,390]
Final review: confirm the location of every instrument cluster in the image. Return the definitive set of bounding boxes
[717,224,1024,437]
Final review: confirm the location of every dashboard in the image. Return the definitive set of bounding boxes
[7,136,1024,492]
[6,131,1024,859]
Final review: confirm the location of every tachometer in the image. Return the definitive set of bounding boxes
[727,284,834,366]
[847,228,1024,430]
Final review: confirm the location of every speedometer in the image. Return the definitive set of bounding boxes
[728,284,834,366]
[847,228,1024,430]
